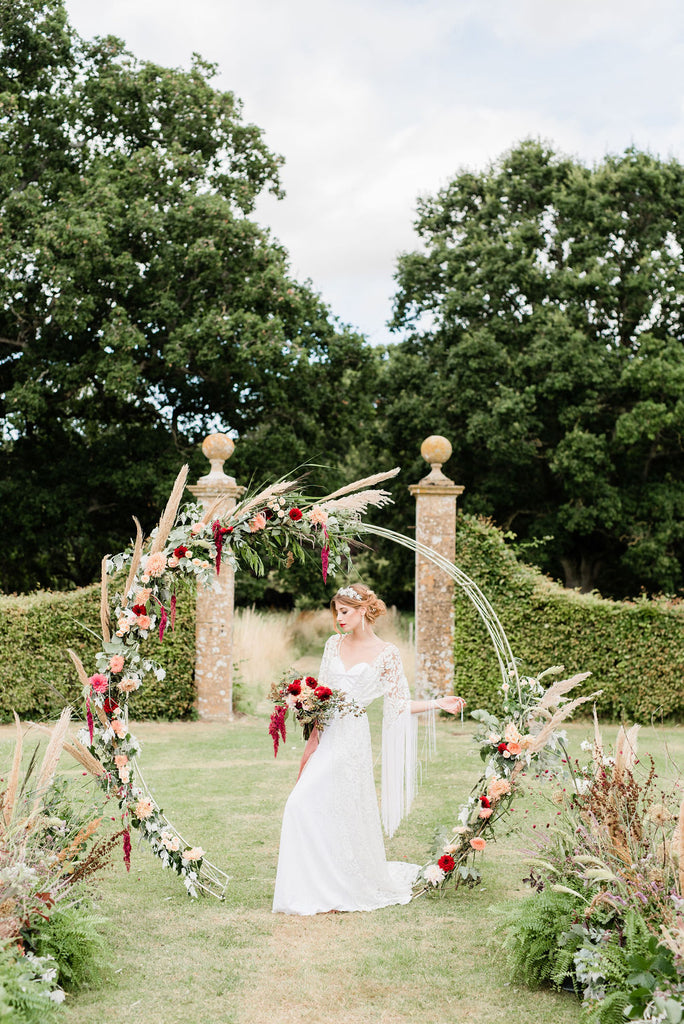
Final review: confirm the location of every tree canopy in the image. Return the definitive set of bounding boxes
[382,140,684,598]
[0,0,376,593]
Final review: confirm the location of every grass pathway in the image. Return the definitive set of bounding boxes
[4,716,680,1023]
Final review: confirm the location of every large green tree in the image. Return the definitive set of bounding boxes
[0,0,376,593]
[382,140,684,598]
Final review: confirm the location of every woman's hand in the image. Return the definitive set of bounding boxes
[436,696,466,716]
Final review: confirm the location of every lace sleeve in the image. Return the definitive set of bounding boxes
[317,634,339,687]
[379,645,418,838]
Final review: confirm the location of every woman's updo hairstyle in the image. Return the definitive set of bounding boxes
[331,583,387,624]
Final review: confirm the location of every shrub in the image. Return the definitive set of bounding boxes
[453,515,684,721]
[0,586,197,722]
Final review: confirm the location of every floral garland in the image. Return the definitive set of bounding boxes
[415,666,600,895]
[70,465,399,897]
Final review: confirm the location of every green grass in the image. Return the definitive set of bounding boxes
[3,715,682,1024]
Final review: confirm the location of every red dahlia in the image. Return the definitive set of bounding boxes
[438,854,456,873]
[305,676,318,688]
[314,685,332,700]
[288,508,303,521]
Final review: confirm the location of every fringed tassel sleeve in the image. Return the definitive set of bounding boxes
[380,647,418,838]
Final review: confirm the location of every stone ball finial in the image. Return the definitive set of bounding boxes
[202,433,235,464]
[420,434,454,484]
[198,433,236,484]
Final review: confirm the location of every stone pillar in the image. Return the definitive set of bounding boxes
[409,436,464,697]
[187,434,244,721]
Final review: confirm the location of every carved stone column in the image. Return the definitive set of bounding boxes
[187,434,244,721]
[409,436,464,696]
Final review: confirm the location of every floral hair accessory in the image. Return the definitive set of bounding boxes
[337,586,363,602]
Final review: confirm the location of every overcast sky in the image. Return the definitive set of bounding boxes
[64,0,684,345]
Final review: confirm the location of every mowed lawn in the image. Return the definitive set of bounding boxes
[2,713,682,1024]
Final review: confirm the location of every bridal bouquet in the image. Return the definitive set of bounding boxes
[268,674,362,756]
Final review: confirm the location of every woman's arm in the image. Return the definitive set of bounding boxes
[409,696,466,715]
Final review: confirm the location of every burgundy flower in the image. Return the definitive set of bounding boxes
[288,507,303,521]
[438,854,455,873]
[314,685,332,701]
[212,519,233,575]
[321,546,329,583]
[268,706,287,757]
[103,697,119,715]
[287,680,302,695]
[123,828,131,872]
[263,508,275,520]
[131,603,147,616]
[305,676,318,689]
[497,742,508,754]
[173,545,189,558]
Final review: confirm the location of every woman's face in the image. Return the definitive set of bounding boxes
[334,601,364,633]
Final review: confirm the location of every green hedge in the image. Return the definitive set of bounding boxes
[453,515,684,722]
[0,585,198,722]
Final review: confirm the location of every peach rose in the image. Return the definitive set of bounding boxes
[144,552,167,577]
[118,676,141,693]
[487,777,512,801]
[114,754,129,767]
[118,767,130,784]
[109,655,125,673]
[470,837,486,851]
[249,512,267,533]
[504,722,522,744]
[507,741,522,756]
[111,719,126,738]
[183,846,205,862]
[478,808,493,819]
[308,507,329,527]
[134,588,152,605]
[136,615,151,630]
[135,798,154,819]
[167,556,180,569]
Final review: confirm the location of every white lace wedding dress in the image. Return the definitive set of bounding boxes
[272,634,420,915]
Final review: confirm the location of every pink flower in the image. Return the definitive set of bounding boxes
[478,807,493,819]
[145,552,167,577]
[470,837,486,851]
[89,674,108,694]
[135,798,154,819]
[109,655,125,673]
[249,512,267,532]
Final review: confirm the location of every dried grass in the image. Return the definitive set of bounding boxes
[30,706,71,816]
[1,711,22,828]
[150,465,189,554]
[99,554,111,642]
[317,467,400,503]
[122,516,143,600]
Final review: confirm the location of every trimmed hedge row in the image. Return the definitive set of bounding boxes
[453,515,684,722]
[0,585,198,723]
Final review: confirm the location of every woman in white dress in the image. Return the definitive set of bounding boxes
[272,583,465,915]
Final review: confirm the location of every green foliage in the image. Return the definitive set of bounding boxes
[29,902,108,993]
[501,887,581,989]
[0,945,61,1023]
[453,514,684,721]
[383,139,684,601]
[0,0,377,595]
[0,585,197,721]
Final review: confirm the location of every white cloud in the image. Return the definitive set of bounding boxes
[63,0,684,344]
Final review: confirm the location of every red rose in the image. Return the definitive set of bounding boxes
[103,697,119,715]
[438,854,455,873]
[287,680,302,695]
[479,795,491,808]
[288,508,303,521]
[497,742,508,753]
[314,685,332,700]
[173,545,189,558]
[131,603,147,616]
[305,676,317,688]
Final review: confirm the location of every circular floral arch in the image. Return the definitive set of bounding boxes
[68,465,595,898]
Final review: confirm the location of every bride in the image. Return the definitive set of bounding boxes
[272,583,465,915]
